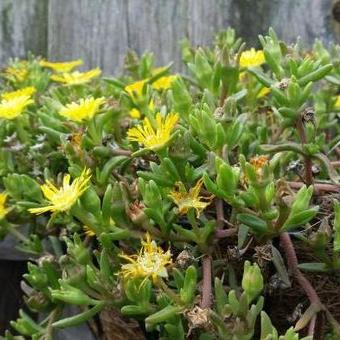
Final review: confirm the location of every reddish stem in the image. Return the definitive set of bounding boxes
[215,228,237,239]
[200,255,212,309]
[280,233,321,304]
[288,181,340,193]
[331,161,340,168]
[215,199,225,230]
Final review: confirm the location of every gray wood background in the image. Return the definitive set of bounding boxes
[0,0,339,75]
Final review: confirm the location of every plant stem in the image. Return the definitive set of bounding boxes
[8,224,29,243]
[215,199,224,230]
[215,228,237,239]
[219,86,227,107]
[296,115,313,186]
[288,181,340,194]
[200,255,212,309]
[331,160,340,168]
[280,232,323,333]
[280,233,321,304]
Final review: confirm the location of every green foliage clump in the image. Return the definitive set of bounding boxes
[0,28,339,339]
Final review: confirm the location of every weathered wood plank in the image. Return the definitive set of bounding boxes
[47,0,338,75]
[0,0,48,66]
[0,0,338,73]
[48,0,129,75]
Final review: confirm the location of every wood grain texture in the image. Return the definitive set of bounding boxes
[0,0,48,66]
[0,0,338,73]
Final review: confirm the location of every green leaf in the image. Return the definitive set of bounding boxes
[145,305,182,327]
[297,262,328,272]
[53,302,106,328]
[283,208,318,231]
[237,214,268,234]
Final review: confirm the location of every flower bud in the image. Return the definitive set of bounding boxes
[242,261,263,302]
[127,201,148,225]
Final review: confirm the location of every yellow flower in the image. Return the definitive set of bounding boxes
[129,108,141,119]
[152,75,177,90]
[257,87,270,99]
[50,68,101,85]
[240,49,265,68]
[125,79,147,97]
[0,95,34,120]
[83,225,96,237]
[28,168,91,215]
[39,59,83,73]
[127,112,179,150]
[119,233,172,283]
[169,178,214,217]
[59,97,105,122]
[0,193,9,219]
[2,86,36,100]
[4,61,29,82]
[335,95,340,107]
[129,100,154,119]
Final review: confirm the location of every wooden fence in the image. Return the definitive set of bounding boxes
[0,0,339,74]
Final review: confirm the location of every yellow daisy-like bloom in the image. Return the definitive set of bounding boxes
[83,225,96,237]
[0,95,34,120]
[119,233,172,283]
[169,178,214,217]
[152,75,177,90]
[125,79,147,98]
[129,100,155,119]
[240,49,265,68]
[127,112,179,151]
[4,61,29,82]
[335,95,340,107]
[28,168,91,215]
[0,193,9,219]
[257,87,270,99]
[2,86,36,100]
[39,59,83,73]
[59,97,105,122]
[50,68,101,85]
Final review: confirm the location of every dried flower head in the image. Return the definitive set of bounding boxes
[28,168,91,215]
[176,249,194,268]
[127,201,147,224]
[169,178,214,217]
[127,112,179,151]
[250,155,269,173]
[51,68,101,85]
[59,97,105,122]
[119,233,172,283]
[185,306,211,331]
[39,59,83,73]
[239,49,265,68]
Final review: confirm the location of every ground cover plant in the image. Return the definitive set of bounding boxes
[0,28,339,339]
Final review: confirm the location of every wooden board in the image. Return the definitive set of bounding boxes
[0,0,337,74]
